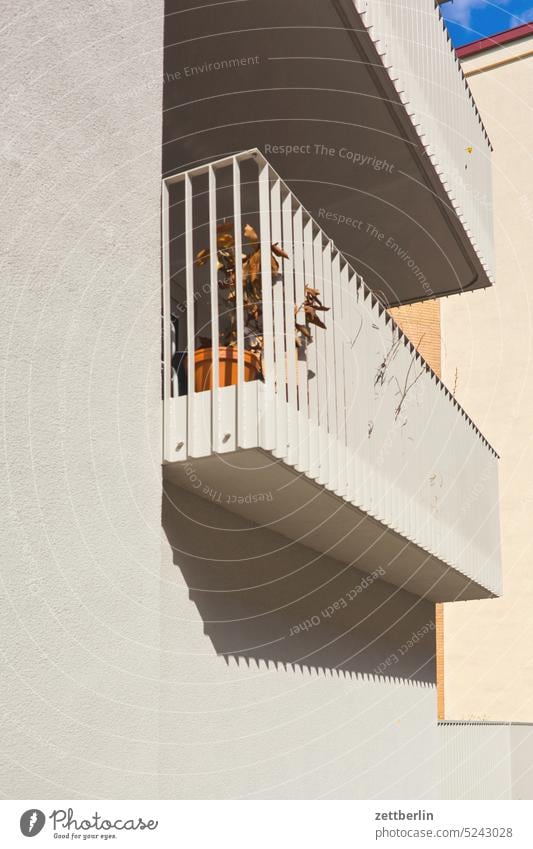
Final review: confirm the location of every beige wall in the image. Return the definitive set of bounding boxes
[441,37,533,721]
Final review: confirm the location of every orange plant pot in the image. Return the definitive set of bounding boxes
[193,347,261,392]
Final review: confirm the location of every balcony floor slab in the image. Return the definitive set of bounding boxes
[164,448,497,603]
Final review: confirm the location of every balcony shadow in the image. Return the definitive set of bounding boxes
[162,482,436,687]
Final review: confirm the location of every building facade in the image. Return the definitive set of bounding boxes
[0,2,531,799]
[442,24,533,726]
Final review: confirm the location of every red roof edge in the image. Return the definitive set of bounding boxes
[456,22,533,58]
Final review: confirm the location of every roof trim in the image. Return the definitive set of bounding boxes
[456,21,533,58]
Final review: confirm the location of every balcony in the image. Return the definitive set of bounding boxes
[162,151,501,602]
[163,0,493,306]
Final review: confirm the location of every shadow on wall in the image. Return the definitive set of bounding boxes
[162,482,436,687]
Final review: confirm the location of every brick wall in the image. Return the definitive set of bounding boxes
[388,299,441,375]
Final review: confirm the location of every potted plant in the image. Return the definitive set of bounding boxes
[193,221,329,391]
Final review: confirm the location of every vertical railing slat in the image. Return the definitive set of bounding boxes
[257,159,275,450]
[332,252,346,497]
[185,174,196,457]
[304,218,318,480]
[162,182,172,406]
[282,189,298,467]
[292,205,308,474]
[233,157,245,448]
[208,165,219,452]
[270,175,287,459]
[357,277,371,511]
[340,263,354,501]
[322,240,337,493]
[314,231,328,485]
[161,181,173,461]
[311,229,329,484]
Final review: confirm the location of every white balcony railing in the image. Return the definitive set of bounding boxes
[356,0,494,280]
[162,150,501,602]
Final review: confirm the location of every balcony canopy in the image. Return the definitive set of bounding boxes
[163,0,494,306]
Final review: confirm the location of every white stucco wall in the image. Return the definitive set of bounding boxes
[158,485,523,799]
[439,723,512,800]
[441,40,533,723]
[0,1,445,800]
[0,2,164,797]
[161,484,443,799]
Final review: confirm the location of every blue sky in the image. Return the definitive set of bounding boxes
[441,0,533,46]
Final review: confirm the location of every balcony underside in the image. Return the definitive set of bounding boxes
[163,0,493,306]
[164,446,495,603]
